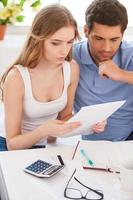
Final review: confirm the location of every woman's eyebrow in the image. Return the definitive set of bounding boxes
[51,37,75,42]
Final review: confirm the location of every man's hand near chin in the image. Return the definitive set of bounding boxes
[98,60,124,81]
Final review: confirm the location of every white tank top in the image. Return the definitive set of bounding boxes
[0,61,71,146]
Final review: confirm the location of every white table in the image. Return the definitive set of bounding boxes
[0,141,133,200]
[0,145,75,200]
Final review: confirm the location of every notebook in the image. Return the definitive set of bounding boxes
[72,140,133,172]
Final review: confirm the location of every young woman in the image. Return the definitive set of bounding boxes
[0,4,106,151]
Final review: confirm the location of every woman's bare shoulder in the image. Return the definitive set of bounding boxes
[4,66,24,94]
[69,59,80,83]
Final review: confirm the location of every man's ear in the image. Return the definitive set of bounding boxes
[84,25,89,38]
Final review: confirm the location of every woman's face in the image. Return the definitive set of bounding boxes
[43,25,75,65]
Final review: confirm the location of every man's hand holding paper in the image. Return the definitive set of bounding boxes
[92,120,107,133]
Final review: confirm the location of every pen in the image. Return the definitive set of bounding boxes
[80,149,94,166]
[72,140,80,160]
[57,155,65,166]
[83,166,120,174]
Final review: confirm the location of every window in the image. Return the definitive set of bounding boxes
[7,0,133,40]
[21,0,133,26]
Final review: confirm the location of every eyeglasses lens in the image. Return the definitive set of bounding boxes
[65,188,82,199]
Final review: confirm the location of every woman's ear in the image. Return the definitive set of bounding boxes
[84,25,89,38]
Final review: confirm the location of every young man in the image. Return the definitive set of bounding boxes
[73,0,133,141]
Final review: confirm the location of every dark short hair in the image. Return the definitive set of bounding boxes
[85,0,128,33]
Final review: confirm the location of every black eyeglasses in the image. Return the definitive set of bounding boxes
[64,169,104,200]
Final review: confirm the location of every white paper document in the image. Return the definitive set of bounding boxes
[60,100,126,137]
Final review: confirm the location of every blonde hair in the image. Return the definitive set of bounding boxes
[0,4,79,100]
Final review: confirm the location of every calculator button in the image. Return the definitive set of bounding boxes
[26,160,52,173]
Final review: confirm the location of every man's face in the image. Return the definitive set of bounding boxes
[84,22,123,64]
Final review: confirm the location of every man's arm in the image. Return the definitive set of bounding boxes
[99,60,133,84]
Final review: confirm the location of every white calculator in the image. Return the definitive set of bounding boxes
[24,155,65,178]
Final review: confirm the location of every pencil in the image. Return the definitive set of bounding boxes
[83,166,120,174]
[72,140,80,160]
